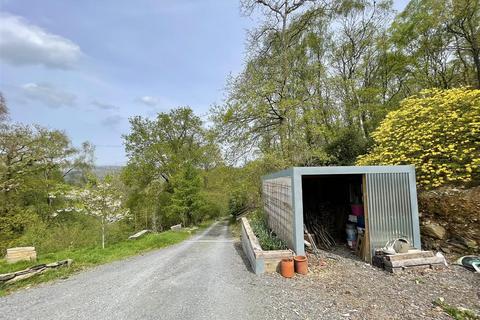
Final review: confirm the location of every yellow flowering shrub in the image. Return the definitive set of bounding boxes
[357,88,480,189]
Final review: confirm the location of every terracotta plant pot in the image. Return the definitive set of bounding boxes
[294,255,308,275]
[280,258,294,278]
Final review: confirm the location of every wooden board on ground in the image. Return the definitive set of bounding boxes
[384,250,434,262]
[6,247,37,264]
[170,224,182,231]
[128,230,150,240]
[384,255,446,268]
[385,263,446,274]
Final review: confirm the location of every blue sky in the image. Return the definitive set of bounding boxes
[0,0,408,166]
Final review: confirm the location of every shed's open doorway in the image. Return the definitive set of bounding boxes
[302,174,365,253]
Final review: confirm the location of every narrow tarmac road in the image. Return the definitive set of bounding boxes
[0,221,271,320]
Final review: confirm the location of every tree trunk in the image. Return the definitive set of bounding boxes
[152,211,157,232]
[101,217,105,249]
[473,51,480,89]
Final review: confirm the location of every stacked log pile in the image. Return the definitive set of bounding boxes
[0,259,73,284]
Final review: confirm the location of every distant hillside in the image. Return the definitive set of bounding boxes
[64,165,123,184]
[93,165,123,179]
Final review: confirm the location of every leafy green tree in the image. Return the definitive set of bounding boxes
[123,107,222,229]
[0,124,76,247]
[167,163,204,226]
[0,94,94,251]
[445,0,480,88]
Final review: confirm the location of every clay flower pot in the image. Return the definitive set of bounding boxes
[280,258,294,278]
[294,255,308,275]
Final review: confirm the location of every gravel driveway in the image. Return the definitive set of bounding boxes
[1,221,478,320]
[0,221,269,320]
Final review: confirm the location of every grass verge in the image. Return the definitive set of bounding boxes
[0,223,213,297]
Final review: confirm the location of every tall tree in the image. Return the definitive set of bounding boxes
[123,107,219,230]
[214,0,325,164]
[167,163,204,227]
[390,0,480,89]
[445,0,480,88]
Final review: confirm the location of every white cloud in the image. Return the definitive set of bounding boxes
[92,100,119,111]
[0,13,82,69]
[22,83,76,108]
[137,96,159,107]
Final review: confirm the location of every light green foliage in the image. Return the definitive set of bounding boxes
[390,0,480,89]
[357,88,480,189]
[227,155,287,217]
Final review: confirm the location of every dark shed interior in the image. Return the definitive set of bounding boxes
[302,174,364,249]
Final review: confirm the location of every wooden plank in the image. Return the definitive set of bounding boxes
[356,234,365,258]
[362,175,371,263]
[384,255,445,268]
[241,217,262,251]
[7,247,35,253]
[129,229,150,239]
[257,250,293,259]
[385,251,434,262]
[385,263,446,273]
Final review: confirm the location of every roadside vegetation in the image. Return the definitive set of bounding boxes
[0,229,197,296]
[0,103,228,256]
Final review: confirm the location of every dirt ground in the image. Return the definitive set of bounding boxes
[256,247,480,320]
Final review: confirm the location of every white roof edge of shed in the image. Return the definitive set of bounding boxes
[262,165,415,180]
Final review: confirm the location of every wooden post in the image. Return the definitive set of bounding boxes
[362,175,371,263]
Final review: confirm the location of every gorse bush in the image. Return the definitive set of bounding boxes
[357,88,480,189]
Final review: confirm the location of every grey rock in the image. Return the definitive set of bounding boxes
[422,223,447,239]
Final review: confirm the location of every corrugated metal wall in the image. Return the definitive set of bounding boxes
[262,177,294,248]
[366,172,414,255]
